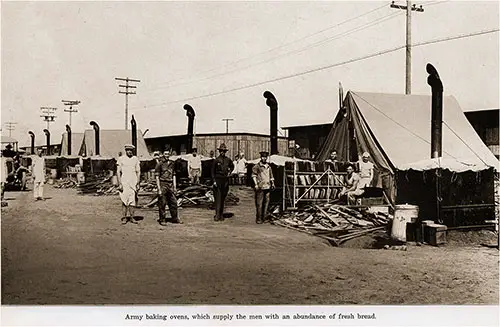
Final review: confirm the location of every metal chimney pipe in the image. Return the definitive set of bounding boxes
[131,115,137,155]
[66,124,72,156]
[43,129,50,156]
[183,104,195,153]
[28,131,35,155]
[263,91,278,155]
[426,63,443,158]
[89,121,100,156]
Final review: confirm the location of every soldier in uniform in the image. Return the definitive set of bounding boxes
[252,151,275,224]
[211,143,234,221]
[155,150,182,226]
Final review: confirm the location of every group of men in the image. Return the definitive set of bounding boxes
[337,151,375,205]
[116,143,276,226]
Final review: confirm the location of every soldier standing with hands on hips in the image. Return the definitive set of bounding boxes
[252,151,275,224]
[211,143,234,221]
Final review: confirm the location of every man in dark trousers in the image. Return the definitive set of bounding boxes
[211,143,234,221]
[252,151,275,224]
[155,150,182,226]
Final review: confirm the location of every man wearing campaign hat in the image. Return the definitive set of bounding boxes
[252,151,275,224]
[117,144,141,224]
[357,151,374,189]
[211,143,234,221]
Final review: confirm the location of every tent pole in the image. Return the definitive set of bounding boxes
[346,97,350,163]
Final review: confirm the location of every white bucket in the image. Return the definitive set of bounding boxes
[391,204,419,242]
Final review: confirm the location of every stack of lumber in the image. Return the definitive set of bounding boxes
[142,184,240,208]
[53,178,78,189]
[177,185,240,208]
[271,204,392,246]
[138,181,157,193]
[78,175,117,195]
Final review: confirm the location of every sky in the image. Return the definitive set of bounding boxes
[1,0,499,147]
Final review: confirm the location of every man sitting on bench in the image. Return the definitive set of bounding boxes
[339,164,364,205]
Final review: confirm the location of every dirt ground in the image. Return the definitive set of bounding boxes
[1,185,498,305]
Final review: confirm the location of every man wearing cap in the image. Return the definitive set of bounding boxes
[252,151,275,224]
[211,143,234,221]
[155,150,182,225]
[117,144,141,224]
[358,151,374,189]
[187,148,202,184]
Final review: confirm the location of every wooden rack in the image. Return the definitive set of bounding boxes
[282,161,346,209]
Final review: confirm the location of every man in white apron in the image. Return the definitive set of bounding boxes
[358,152,374,189]
[32,149,46,201]
[117,144,141,224]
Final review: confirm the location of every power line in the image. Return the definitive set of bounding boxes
[390,1,425,95]
[115,77,140,130]
[40,107,57,131]
[146,3,390,90]
[62,100,81,127]
[4,122,17,138]
[424,0,450,7]
[222,118,234,134]
[413,28,499,47]
[132,27,499,111]
[135,45,406,110]
[146,11,403,93]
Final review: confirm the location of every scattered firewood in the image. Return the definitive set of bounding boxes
[272,203,393,247]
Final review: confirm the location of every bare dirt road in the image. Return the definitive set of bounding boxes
[1,186,498,305]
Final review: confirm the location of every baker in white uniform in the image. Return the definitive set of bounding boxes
[117,144,141,224]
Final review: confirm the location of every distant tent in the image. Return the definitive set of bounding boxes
[79,129,151,159]
[60,132,84,156]
[316,91,499,204]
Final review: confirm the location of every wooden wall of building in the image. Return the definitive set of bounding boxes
[145,133,288,160]
[194,134,288,160]
[285,123,332,159]
[465,109,499,159]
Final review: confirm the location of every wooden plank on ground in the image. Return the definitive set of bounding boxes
[314,205,339,226]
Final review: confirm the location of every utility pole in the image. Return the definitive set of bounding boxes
[115,77,140,130]
[62,100,81,127]
[222,118,234,134]
[390,1,424,94]
[4,122,17,138]
[40,107,57,130]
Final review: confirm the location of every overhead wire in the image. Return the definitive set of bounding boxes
[442,121,490,166]
[132,45,406,111]
[353,92,459,159]
[132,26,499,111]
[146,2,390,90]
[145,10,403,93]
[412,28,499,47]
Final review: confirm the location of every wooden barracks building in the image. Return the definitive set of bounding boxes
[145,132,289,160]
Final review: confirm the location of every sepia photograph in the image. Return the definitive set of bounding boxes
[1,0,499,325]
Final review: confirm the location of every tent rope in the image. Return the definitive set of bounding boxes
[442,121,490,167]
[352,92,458,160]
